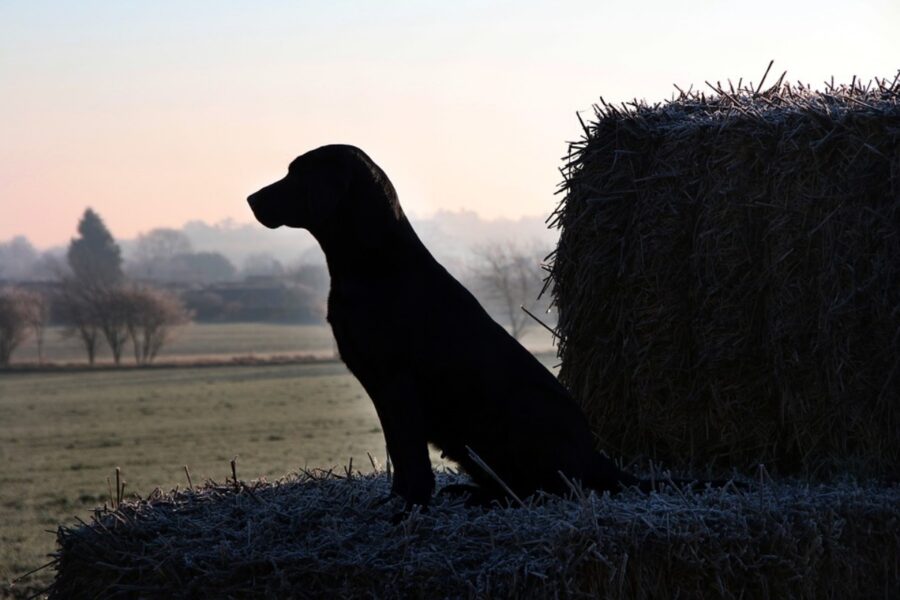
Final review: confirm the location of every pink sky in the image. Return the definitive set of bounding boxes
[2,1,898,249]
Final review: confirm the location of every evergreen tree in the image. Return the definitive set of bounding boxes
[67,208,123,288]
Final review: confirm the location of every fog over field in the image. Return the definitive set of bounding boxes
[1,209,557,285]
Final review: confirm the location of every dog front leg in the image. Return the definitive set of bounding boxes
[370,377,434,511]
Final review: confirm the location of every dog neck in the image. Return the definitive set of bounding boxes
[316,214,431,278]
[313,163,430,275]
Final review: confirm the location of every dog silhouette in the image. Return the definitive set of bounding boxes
[248,145,644,512]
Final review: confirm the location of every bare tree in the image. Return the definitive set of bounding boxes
[0,287,31,365]
[19,289,50,363]
[57,278,190,366]
[56,279,102,365]
[57,209,139,364]
[123,286,191,364]
[471,242,548,341]
[95,288,132,365]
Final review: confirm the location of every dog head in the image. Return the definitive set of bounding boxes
[247,145,408,255]
[247,145,363,233]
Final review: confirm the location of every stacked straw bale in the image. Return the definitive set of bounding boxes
[49,471,900,599]
[548,73,900,478]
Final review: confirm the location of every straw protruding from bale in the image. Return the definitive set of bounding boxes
[548,72,900,478]
[48,471,900,598]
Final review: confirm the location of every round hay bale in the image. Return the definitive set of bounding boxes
[48,471,900,598]
[548,74,900,478]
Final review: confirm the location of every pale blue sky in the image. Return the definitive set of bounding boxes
[2,1,898,247]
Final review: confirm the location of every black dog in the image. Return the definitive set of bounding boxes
[248,145,644,510]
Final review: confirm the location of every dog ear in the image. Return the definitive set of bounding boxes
[295,145,409,251]
[343,162,407,252]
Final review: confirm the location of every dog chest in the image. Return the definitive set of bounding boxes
[326,276,415,370]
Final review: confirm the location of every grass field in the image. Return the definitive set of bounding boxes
[9,322,556,365]
[0,361,393,596]
[9,323,339,365]
[2,321,556,597]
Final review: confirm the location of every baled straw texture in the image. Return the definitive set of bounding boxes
[49,471,899,599]
[548,73,900,478]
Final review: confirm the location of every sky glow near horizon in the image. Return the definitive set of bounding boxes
[1,1,898,248]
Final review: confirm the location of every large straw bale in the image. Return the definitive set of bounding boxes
[47,471,899,599]
[548,73,900,478]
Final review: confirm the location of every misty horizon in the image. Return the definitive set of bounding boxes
[1,207,559,254]
[0,208,560,283]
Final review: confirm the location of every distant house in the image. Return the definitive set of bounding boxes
[181,277,324,323]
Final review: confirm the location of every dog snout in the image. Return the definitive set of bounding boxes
[247,189,282,229]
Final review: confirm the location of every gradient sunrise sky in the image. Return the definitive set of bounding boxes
[2,1,898,248]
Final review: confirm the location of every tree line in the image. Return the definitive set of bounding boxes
[1,209,556,366]
[0,209,190,366]
[0,227,316,284]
